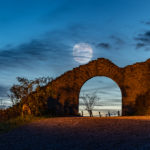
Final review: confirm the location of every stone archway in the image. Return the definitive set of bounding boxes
[73,59,124,115]
[44,58,150,116]
[25,58,150,116]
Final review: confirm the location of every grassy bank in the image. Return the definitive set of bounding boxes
[0,116,43,134]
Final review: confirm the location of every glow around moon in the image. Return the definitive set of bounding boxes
[73,43,93,64]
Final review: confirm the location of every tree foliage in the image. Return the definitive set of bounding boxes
[80,92,100,116]
[8,76,53,106]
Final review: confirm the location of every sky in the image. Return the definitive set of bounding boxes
[0,0,150,107]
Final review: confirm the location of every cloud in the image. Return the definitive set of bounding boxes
[0,23,93,75]
[0,32,72,70]
[97,43,111,49]
[81,84,119,93]
[95,35,125,51]
[145,21,150,25]
[136,43,146,49]
[110,35,125,45]
[0,41,45,69]
[134,30,150,49]
[141,20,150,25]
[0,85,9,97]
[135,32,150,42]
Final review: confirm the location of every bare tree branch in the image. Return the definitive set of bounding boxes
[80,92,100,116]
[8,76,53,106]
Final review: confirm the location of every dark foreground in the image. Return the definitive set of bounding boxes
[0,117,150,150]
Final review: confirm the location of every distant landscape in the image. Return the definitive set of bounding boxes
[79,105,121,116]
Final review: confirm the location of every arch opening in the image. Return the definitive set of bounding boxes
[79,76,122,117]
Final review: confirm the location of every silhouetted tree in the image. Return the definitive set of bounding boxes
[80,92,99,117]
[8,76,53,106]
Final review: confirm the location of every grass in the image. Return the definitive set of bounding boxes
[0,113,76,134]
[0,115,43,134]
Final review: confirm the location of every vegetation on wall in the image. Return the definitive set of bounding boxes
[0,76,55,122]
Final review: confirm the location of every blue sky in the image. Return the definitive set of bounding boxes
[0,0,150,106]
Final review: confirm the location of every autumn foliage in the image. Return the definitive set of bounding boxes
[0,76,55,121]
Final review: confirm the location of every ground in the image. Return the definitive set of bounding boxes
[1,117,150,150]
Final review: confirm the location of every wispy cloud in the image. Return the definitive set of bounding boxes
[97,43,111,49]
[95,35,125,51]
[110,35,125,46]
[134,30,150,50]
[141,20,150,25]
[0,32,73,70]
[81,84,119,93]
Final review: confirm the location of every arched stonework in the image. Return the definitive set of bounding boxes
[22,104,31,116]
[43,58,150,116]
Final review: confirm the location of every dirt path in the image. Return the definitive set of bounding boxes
[1,117,150,150]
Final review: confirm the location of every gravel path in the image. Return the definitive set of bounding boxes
[1,117,150,150]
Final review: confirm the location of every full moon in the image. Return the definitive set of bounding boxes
[73,43,93,64]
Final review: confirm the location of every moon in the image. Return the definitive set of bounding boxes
[73,43,93,64]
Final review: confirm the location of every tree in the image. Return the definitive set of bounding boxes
[8,76,53,106]
[80,92,100,117]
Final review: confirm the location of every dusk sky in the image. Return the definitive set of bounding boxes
[1,0,150,107]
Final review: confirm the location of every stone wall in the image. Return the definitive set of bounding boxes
[32,58,150,116]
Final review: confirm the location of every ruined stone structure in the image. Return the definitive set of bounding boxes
[41,58,150,116]
[21,58,150,116]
